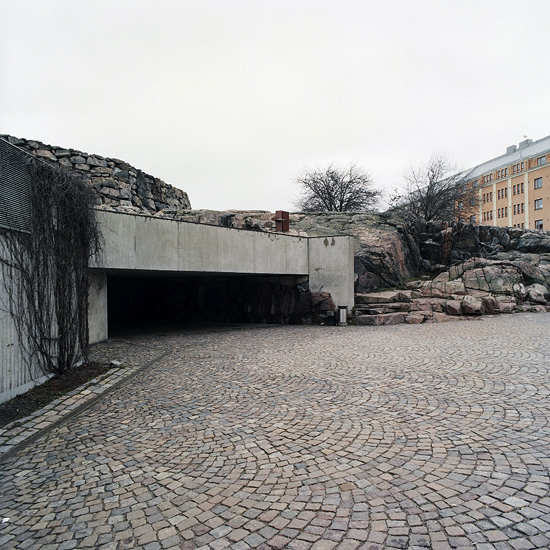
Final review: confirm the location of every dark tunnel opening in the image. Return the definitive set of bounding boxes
[107,272,312,336]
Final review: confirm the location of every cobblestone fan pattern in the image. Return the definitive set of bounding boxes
[0,339,170,456]
[2,315,550,550]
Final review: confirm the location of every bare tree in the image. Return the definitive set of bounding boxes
[294,164,381,212]
[388,154,477,222]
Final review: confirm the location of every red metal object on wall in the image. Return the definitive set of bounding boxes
[273,210,290,232]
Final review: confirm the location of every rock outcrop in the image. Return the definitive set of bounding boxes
[354,255,550,325]
[1,135,191,214]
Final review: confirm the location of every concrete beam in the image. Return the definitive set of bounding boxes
[93,210,309,275]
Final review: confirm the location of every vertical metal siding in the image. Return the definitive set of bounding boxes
[0,280,27,399]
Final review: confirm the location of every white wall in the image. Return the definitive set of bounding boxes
[308,236,355,310]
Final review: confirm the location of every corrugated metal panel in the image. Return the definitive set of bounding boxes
[0,138,32,233]
[0,275,26,399]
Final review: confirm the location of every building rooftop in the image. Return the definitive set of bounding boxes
[459,134,550,181]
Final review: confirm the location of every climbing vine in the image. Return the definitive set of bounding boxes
[0,156,102,377]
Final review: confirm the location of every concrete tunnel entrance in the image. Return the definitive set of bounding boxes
[107,271,312,335]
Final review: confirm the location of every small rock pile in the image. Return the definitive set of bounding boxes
[1,135,191,214]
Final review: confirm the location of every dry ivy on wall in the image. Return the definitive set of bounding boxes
[0,156,101,377]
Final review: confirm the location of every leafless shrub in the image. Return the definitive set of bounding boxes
[0,154,102,377]
[389,154,477,222]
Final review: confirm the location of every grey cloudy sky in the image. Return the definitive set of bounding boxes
[2,0,550,212]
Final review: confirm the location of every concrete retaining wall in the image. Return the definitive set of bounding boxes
[0,261,51,404]
[93,210,310,275]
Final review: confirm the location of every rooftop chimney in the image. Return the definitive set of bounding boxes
[506,145,517,155]
[518,138,533,150]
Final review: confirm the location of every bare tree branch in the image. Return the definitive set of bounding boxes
[294,164,381,212]
[388,154,477,222]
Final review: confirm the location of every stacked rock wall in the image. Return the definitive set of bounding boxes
[0,135,191,214]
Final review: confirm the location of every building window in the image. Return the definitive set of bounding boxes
[537,156,546,166]
[470,197,476,207]
[521,182,524,193]
[498,209,501,218]
[535,198,543,210]
[498,190,501,200]
[514,204,517,215]
[535,177,543,189]
[521,203,524,213]
[470,215,476,224]
[505,188,508,197]
[490,211,493,220]
[535,219,544,230]
[505,207,508,216]
[458,201,463,210]
[473,181,478,188]
[521,162,524,170]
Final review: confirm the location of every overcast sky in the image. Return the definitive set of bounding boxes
[2,1,550,212]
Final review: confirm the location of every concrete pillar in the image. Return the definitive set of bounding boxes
[308,236,355,312]
[88,269,108,343]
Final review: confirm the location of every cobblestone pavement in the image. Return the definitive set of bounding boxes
[1,314,550,550]
[0,335,173,457]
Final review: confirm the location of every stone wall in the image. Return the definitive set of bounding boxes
[0,135,191,214]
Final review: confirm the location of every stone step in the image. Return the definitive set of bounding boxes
[354,312,408,326]
[355,302,411,315]
[355,290,412,305]
[352,292,532,325]
[354,310,458,326]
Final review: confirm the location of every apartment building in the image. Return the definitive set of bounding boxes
[458,135,550,230]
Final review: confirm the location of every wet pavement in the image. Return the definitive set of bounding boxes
[1,314,550,549]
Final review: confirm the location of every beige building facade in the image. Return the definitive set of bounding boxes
[459,135,550,230]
